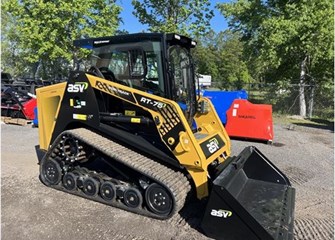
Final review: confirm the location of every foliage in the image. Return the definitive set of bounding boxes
[1,8,29,77]
[192,30,252,89]
[218,0,334,116]
[131,0,213,37]
[2,0,122,78]
[218,0,334,83]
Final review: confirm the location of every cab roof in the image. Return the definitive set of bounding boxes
[73,33,196,50]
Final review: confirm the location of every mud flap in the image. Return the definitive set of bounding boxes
[201,146,295,240]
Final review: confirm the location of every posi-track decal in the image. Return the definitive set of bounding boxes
[95,80,136,103]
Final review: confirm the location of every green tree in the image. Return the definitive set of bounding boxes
[218,0,334,117]
[1,2,36,77]
[2,0,122,78]
[192,31,220,85]
[216,30,251,89]
[193,30,251,90]
[132,0,214,37]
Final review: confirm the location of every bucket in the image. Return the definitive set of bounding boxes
[201,147,295,240]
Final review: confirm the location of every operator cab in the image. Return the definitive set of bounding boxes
[74,33,197,124]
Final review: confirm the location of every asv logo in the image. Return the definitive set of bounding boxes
[206,138,220,154]
[210,209,232,218]
[67,82,88,93]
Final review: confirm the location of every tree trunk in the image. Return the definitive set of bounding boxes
[308,81,315,119]
[33,60,41,79]
[299,56,307,118]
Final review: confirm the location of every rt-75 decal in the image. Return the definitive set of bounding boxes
[139,96,166,109]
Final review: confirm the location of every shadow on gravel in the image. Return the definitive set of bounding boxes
[230,137,287,147]
[272,142,285,147]
[292,118,334,132]
[177,198,207,235]
[230,137,270,145]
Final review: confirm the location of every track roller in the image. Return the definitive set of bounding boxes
[145,183,172,216]
[123,187,143,208]
[83,177,100,197]
[41,159,62,185]
[62,172,78,191]
[100,182,116,202]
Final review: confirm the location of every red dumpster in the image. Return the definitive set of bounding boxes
[22,98,37,120]
[225,99,274,142]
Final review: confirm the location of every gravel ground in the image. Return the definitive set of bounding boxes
[1,122,334,240]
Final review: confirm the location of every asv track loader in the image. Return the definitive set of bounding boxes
[36,33,295,240]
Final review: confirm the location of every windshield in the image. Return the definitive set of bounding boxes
[89,41,165,96]
[168,45,196,124]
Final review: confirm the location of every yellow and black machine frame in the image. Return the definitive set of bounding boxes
[36,33,295,240]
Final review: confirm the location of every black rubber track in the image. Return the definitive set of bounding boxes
[40,128,191,219]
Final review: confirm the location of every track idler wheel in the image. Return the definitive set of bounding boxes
[100,182,116,202]
[41,159,62,186]
[123,187,143,208]
[83,177,100,197]
[62,172,78,191]
[145,183,172,216]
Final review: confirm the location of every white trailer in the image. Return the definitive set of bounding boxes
[197,74,211,88]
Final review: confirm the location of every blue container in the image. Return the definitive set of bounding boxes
[202,90,248,124]
[33,106,38,127]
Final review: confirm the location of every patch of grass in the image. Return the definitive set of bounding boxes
[309,118,334,125]
[273,113,334,131]
[272,114,294,125]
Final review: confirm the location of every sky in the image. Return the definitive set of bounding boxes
[117,0,229,34]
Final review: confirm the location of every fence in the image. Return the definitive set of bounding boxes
[209,82,334,120]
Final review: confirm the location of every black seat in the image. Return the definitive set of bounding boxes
[99,67,116,81]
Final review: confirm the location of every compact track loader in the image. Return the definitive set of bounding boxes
[36,33,295,240]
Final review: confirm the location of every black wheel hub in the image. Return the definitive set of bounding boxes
[124,187,142,208]
[100,182,116,202]
[63,172,77,191]
[145,183,172,216]
[83,177,99,196]
[42,159,62,185]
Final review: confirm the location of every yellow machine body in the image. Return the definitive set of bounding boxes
[36,33,294,240]
[37,74,231,199]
